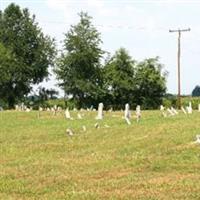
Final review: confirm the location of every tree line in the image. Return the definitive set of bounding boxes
[0,3,167,109]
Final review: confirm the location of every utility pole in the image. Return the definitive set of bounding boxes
[169,28,190,109]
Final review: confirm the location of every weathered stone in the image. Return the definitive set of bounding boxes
[96,103,103,120]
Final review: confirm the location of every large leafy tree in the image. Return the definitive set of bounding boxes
[192,85,200,97]
[103,48,136,108]
[0,3,55,108]
[55,12,104,108]
[134,57,167,109]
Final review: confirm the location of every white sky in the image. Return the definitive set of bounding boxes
[1,0,200,96]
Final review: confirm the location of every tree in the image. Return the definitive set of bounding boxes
[103,48,136,108]
[0,3,55,108]
[55,12,104,108]
[134,57,167,109]
[192,85,200,97]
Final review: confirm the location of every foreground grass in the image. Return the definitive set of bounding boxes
[0,110,200,200]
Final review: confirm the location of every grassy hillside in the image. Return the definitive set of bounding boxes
[0,110,200,200]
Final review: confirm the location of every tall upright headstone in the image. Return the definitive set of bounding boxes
[136,105,141,122]
[198,104,200,112]
[124,103,131,125]
[187,102,193,114]
[160,105,167,117]
[96,103,104,120]
[65,108,71,119]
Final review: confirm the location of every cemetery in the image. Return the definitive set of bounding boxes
[1,1,200,200]
[0,104,200,199]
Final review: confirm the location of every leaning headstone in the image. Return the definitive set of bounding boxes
[96,103,104,120]
[82,125,86,132]
[77,113,82,119]
[194,135,200,144]
[171,107,178,115]
[181,106,187,115]
[95,123,99,129]
[66,128,73,136]
[167,108,174,116]
[136,105,141,122]
[124,103,131,125]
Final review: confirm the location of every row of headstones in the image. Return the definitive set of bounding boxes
[65,102,141,125]
[160,102,200,117]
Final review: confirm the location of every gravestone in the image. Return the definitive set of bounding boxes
[65,108,72,119]
[136,105,141,122]
[95,123,99,128]
[171,107,178,115]
[77,113,82,119]
[160,105,167,117]
[167,108,174,116]
[194,135,200,144]
[181,106,187,114]
[66,128,73,136]
[124,103,131,125]
[198,104,200,112]
[82,125,86,132]
[96,103,103,120]
[186,102,192,114]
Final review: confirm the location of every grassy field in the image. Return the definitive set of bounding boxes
[0,110,200,200]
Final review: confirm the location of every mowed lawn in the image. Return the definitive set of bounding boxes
[0,110,200,200]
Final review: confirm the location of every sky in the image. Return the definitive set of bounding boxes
[1,0,200,96]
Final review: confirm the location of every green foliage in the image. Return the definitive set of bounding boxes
[0,3,55,108]
[55,12,104,108]
[104,52,167,109]
[134,57,167,109]
[192,85,200,97]
[103,48,136,109]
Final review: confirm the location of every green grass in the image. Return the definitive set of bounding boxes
[0,110,200,200]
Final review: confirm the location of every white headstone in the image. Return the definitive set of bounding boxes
[82,125,86,132]
[96,103,103,120]
[187,102,192,114]
[171,107,178,115]
[160,105,167,117]
[167,108,174,116]
[66,128,73,136]
[181,106,187,114]
[77,113,82,119]
[136,105,141,122]
[198,104,200,112]
[124,103,131,125]
[124,103,131,119]
[194,135,200,144]
[15,105,19,111]
[65,108,71,119]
